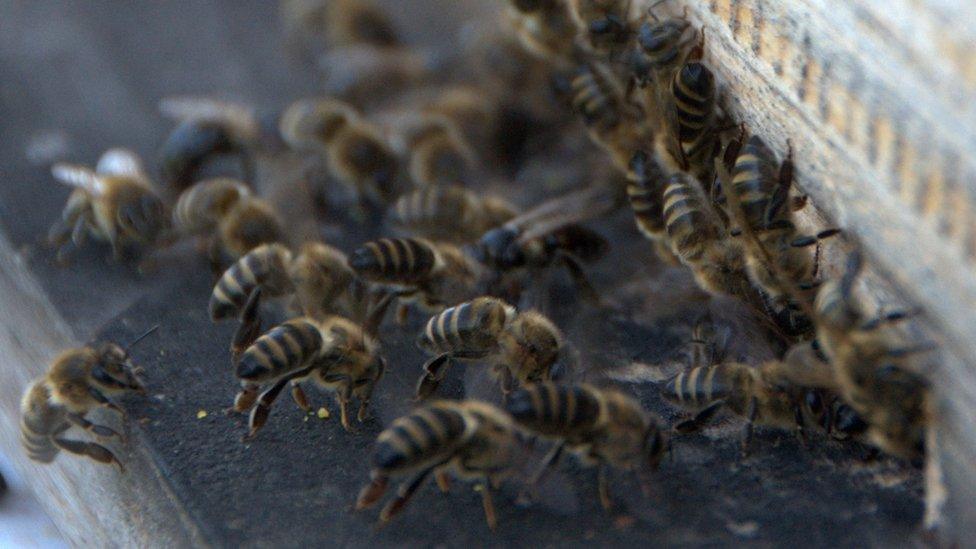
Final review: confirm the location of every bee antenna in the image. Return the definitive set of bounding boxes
[125,325,160,352]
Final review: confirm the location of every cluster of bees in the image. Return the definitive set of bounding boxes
[21,0,938,534]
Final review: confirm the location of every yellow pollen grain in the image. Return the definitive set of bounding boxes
[317,407,330,419]
[196,410,208,419]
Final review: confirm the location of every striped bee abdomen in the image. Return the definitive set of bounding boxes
[571,64,621,130]
[730,136,781,230]
[661,364,730,410]
[209,243,292,320]
[636,19,687,77]
[236,318,323,382]
[627,151,668,239]
[19,381,63,463]
[417,297,513,357]
[671,62,716,167]
[663,173,720,262]
[505,383,602,437]
[372,402,469,473]
[348,238,438,284]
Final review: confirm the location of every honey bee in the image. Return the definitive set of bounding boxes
[625,149,680,263]
[20,328,156,469]
[389,185,518,243]
[812,252,931,460]
[157,97,260,193]
[348,237,481,324]
[209,241,356,357]
[322,0,400,48]
[318,45,434,108]
[414,297,564,400]
[234,315,386,436]
[505,0,580,66]
[355,400,521,529]
[172,177,285,271]
[398,115,478,188]
[475,186,613,302]
[279,98,402,213]
[663,60,721,185]
[661,172,753,300]
[720,134,840,334]
[630,8,693,90]
[506,382,667,510]
[47,149,168,262]
[570,60,653,177]
[569,0,634,57]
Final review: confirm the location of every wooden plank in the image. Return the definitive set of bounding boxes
[648,0,976,533]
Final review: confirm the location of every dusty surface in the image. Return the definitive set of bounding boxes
[0,1,925,546]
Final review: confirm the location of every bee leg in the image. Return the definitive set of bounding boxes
[355,471,389,510]
[722,123,747,173]
[597,464,613,511]
[517,441,564,505]
[245,377,292,441]
[414,354,452,401]
[793,405,809,448]
[480,479,498,530]
[232,288,263,362]
[395,303,410,325]
[357,382,376,423]
[291,382,311,412]
[207,237,225,277]
[232,384,259,413]
[363,290,396,336]
[66,413,122,441]
[741,396,759,457]
[557,252,601,305]
[673,399,725,434]
[338,394,353,432]
[859,309,921,331]
[239,150,255,188]
[434,467,451,493]
[87,387,126,420]
[53,437,124,472]
[379,468,434,524]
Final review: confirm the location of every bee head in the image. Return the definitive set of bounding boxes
[93,342,145,394]
[477,227,523,269]
[117,190,167,244]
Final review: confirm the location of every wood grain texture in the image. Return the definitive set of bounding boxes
[645,0,976,533]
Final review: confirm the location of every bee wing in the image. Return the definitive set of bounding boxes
[51,163,104,195]
[96,148,146,178]
[159,97,258,135]
[514,185,618,244]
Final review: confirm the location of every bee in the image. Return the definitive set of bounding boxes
[625,149,680,263]
[720,134,840,334]
[348,237,481,324]
[569,0,634,57]
[812,252,931,460]
[209,241,356,356]
[355,400,521,529]
[414,297,564,400]
[662,172,754,300]
[20,328,156,470]
[630,8,693,90]
[663,60,721,186]
[398,115,478,188]
[322,0,400,48]
[47,149,168,262]
[234,315,386,436]
[279,98,402,212]
[505,0,580,66]
[172,177,285,271]
[475,186,613,302]
[318,44,433,108]
[570,60,653,177]
[506,382,667,510]
[389,185,518,243]
[661,360,813,453]
[157,97,260,193]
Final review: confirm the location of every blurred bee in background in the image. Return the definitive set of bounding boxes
[719,134,840,335]
[569,0,634,58]
[394,114,478,188]
[625,149,680,264]
[321,0,401,49]
[475,185,613,303]
[812,251,932,461]
[414,297,564,400]
[505,0,580,67]
[318,45,436,109]
[571,60,653,177]
[209,241,356,358]
[355,400,521,529]
[234,315,386,436]
[171,177,285,272]
[48,148,168,263]
[280,97,402,217]
[157,97,260,194]
[348,237,482,325]
[389,185,518,243]
[20,328,156,470]
[506,382,667,510]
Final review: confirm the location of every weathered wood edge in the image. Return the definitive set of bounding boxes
[649,0,976,534]
[0,232,213,547]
